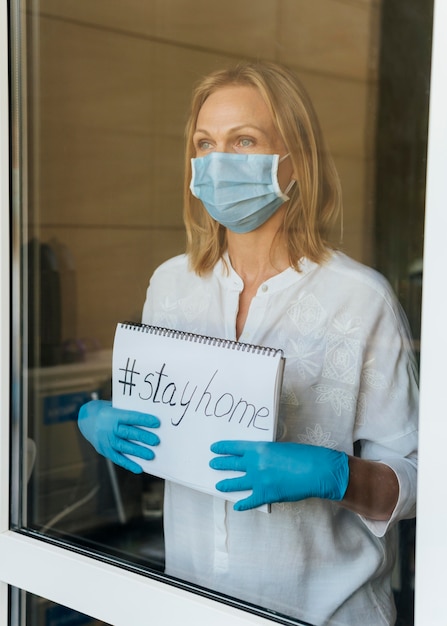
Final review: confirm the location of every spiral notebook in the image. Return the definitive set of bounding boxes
[112,322,285,506]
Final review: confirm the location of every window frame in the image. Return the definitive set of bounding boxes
[413,0,447,623]
[1,0,447,624]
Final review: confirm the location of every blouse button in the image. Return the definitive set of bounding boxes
[261,284,268,293]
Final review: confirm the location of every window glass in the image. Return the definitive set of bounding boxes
[11,1,432,625]
[12,589,109,626]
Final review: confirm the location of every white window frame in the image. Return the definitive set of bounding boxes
[0,0,446,624]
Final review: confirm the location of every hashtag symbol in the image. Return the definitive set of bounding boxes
[118,358,140,396]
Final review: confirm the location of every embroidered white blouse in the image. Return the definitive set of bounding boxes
[141,251,418,626]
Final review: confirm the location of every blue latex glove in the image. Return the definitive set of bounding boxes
[209,440,349,511]
[78,400,160,474]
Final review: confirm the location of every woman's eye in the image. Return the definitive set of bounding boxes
[197,140,212,151]
[238,137,254,148]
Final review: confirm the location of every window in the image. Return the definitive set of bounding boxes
[1,1,446,625]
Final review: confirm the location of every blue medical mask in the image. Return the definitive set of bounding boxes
[190,152,295,234]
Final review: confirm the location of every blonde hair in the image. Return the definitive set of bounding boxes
[183,61,342,275]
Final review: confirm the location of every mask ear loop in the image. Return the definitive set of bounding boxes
[284,179,296,196]
[278,153,296,198]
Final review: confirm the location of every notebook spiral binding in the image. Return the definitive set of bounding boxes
[120,321,283,357]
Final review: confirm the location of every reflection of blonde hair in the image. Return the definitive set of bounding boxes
[183,61,342,275]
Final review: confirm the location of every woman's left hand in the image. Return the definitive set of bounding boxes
[209,440,349,511]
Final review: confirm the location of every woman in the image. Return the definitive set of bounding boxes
[78,61,418,625]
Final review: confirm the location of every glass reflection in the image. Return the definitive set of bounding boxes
[12,1,432,625]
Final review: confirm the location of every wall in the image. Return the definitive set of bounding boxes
[26,0,381,351]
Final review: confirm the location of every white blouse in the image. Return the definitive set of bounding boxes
[141,251,418,626]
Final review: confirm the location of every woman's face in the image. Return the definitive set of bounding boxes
[193,85,294,193]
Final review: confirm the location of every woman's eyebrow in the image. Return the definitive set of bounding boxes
[193,124,268,136]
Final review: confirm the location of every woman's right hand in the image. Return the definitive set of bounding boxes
[78,399,160,473]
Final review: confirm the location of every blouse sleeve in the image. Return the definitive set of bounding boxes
[141,280,155,325]
[354,285,419,537]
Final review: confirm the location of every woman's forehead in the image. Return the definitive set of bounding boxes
[196,85,276,133]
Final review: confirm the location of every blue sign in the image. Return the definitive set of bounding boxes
[43,390,97,425]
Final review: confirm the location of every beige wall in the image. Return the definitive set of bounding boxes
[27,0,381,352]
